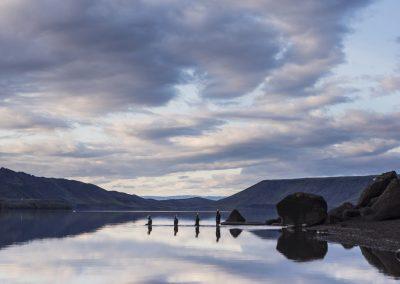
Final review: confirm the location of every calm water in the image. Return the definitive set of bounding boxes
[0,211,398,283]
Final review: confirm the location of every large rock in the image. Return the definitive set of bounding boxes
[370,178,400,221]
[277,192,327,226]
[342,208,360,220]
[266,217,282,225]
[223,209,246,223]
[357,171,397,208]
[327,202,354,224]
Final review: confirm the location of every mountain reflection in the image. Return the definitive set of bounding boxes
[0,210,139,249]
[0,211,399,281]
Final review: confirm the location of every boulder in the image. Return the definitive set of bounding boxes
[360,207,374,217]
[276,192,327,226]
[357,171,397,208]
[370,178,400,221]
[327,202,354,223]
[342,208,360,220]
[223,209,246,223]
[266,217,282,225]
[367,196,379,207]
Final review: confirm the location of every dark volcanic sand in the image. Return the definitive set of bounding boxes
[308,219,400,251]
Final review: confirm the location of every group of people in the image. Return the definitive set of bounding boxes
[146,210,222,241]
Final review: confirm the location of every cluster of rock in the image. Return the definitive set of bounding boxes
[328,171,400,223]
[269,171,400,227]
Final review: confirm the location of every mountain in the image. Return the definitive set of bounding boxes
[143,195,224,201]
[216,176,375,209]
[0,167,376,211]
[0,167,214,210]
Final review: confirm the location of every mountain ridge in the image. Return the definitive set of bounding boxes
[0,167,376,210]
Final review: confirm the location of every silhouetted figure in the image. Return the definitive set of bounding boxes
[216,225,221,242]
[174,215,179,236]
[195,226,200,238]
[146,215,152,226]
[195,213,200,227]
[216,209,221,226]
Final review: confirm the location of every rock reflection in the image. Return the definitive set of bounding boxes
[229,228,242,238]
[276,229,328,262]
[361,247,400,278]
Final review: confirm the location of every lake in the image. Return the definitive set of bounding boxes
[0,211,398,283]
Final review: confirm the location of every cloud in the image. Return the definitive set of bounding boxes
[2,0,397,197]
[378,76,400,95]
[0,106,70,130]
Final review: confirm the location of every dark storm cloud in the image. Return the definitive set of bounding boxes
[0,0,282,108]
[0,0,372,110]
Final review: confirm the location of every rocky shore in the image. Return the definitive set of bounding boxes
[262,170,400,252]
[308,218,400,251]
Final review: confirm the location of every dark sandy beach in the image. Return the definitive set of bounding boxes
[308,219,400,252]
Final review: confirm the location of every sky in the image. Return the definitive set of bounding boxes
[0,0,399,197]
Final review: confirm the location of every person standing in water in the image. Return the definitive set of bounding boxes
[174,215,179,236]
[216,209,221,226]
[195,212,200,227]
[147,215,152,226]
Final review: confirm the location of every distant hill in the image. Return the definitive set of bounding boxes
[143,195,224,201]
[0,167,376,211]
[216,176,375,209]
[0,167,214,210]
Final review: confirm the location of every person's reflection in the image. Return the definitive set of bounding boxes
[174,215,179,236]
[216,225,221,242]
[195,225,200,238]
[146,215,152,235]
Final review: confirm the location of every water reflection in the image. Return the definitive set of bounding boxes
[229,228,242,238]
[216,225,221,242]
[361,247,400,278]
[276,229,328,262]
[0,211,398,283]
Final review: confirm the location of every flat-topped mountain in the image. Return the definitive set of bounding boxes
[216,176,375,209]
[0,167,376,210]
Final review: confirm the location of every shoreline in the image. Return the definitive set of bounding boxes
[307,219,400,252]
